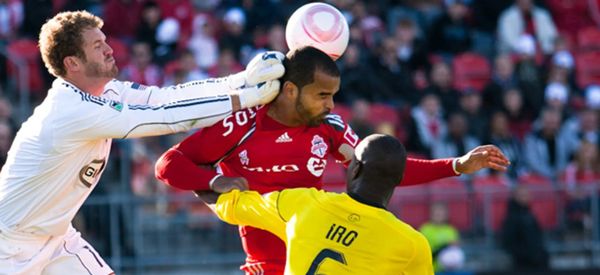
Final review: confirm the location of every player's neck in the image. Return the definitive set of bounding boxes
[62,75,108,97]
[347,190,387,210]
[266,101,304,127]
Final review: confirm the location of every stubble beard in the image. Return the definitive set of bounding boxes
[84,60,119,79]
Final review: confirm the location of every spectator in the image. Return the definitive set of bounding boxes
[136,1,161,56]
[423,61,461,114]
[562,107,599,157]
[497,0,558,55]
[0,96,17,133]
[20,0,52,38]
[338,43,383,103]
[546,50,577,96]
[420,202,464,273]
[371,36,416,105]
[543,82,572,119]
[563,140,600,187]
[407,93,447,157]
[585,85,600,111]
[428,0,473,56]
[432,112,482,178]
[207,47,243,78]
[265,23,287,54]
[157,0,193,39]
[348,99,374,138]
[154,17,180,64]
[187,13,218,70]
[523,107,570,181]
[484,111,524,179]
[393,18,430,74]
[0,120,12,167]
[120,41,163,86]
[500,87,533,140]
[472,0,513,34]
[562,141,598,237]
[514,34,544,115]
[164,49,208,86]
[219,7,251,62]
[458,90,487,140]
[350,0,386,49]
[482,54,517,110]
[0,0,23,41]
[102,0,143,41]
[501,184,549,271]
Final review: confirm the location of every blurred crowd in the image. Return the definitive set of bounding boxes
[2,0,600,271]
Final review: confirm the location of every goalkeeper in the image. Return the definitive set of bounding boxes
[0,10,284,275]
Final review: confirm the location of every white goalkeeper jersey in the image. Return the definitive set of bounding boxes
[0,78,234,238]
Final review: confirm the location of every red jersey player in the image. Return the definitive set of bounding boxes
[155,47,509,275]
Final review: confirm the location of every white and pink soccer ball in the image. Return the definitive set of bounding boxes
[285,2,350,60]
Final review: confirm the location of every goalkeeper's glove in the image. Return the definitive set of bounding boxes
[227,51,286,89]
[238,80,281,109]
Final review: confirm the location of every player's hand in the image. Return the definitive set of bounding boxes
[227,51,285,89]
[455,145,510,174]
[238,80,281,109]
[210,175,249,193]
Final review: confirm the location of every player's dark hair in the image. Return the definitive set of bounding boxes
[281,46,340,89]
[359,134,407,189]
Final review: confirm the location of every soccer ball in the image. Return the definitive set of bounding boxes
[285,2,349,60]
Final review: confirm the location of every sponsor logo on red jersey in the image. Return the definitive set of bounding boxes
[307,157,327,177]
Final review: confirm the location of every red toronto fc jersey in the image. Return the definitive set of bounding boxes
[156,104,457,273]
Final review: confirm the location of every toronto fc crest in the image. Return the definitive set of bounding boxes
[311,135,328,158]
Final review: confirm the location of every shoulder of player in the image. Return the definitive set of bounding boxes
[56,81,111,107]
[209,106,259,138]
[322,113,347,131]
[279,187,321,203]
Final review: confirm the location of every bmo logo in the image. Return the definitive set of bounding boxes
[307,157,327,177]
[243,164,300,173]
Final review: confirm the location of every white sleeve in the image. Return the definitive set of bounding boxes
[105,78,235,105]
[67,93,233,140]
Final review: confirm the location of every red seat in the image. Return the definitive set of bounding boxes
[332,103,352,123]
[518,173,553,185]
[525,185,560,230]
[6,39,44,93]
[429,178,473,231]
[391,185,430,229]
[368,103,399,126]
[473,175,511,231]
[107,37,130,69]
[576,51,600,88]
[577,26,600,52]
[452,52,491,92]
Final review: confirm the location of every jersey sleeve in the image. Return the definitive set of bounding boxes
[155,108,258,191]
[215,189,287,241]
[67,92,233,140]
[106,78,233,105]
[275,188,316,222]
[324,114,458,186]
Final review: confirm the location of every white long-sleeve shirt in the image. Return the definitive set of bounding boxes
[0,78,234,238]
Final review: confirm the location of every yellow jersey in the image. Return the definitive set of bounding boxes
[215,187,433,275]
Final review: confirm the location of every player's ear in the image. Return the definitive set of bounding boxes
[282,81,299,97]
[63,56,81,73]
[350,160,362,180]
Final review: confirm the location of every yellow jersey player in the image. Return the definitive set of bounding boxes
[197,134,434,274]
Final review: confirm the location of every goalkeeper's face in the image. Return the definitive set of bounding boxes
[79,28,119,79]
[295,70,339,127]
